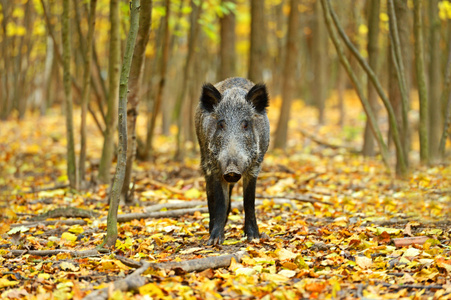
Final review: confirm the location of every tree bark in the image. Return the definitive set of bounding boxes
[413,0,429,164]
[428,0,442,161]
[143,0,170,159]
[387,0,410,171]
[62,0,78,189]
[362,0,380,156]
[218,0,236,80]
[313,0,327,124]
[101,0,140,248]
[174,0,202,161]
[248,0,266,83]
[121,0,153,204]
[439,38,451,158]
[273,0,299,150]
[98,0,121,184]
[79,0,98,186]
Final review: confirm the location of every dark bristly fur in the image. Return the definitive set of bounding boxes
[195,77,270,245]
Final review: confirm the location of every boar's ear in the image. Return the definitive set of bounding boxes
[200,83,221,112]
[246,83,269,113]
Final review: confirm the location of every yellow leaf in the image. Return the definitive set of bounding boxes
[68,224,84,235]
[184,188,201,199]
[277,248,298,260]
[38,273,50,280]
[0,276,19,288]
[139,283,166,297]
[355,256,372,269]
[61,232,77,242]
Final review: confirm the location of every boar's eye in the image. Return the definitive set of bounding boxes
[241,120,249,130]
[217,120,225,130]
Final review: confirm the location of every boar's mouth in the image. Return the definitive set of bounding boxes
[223,165,242,183]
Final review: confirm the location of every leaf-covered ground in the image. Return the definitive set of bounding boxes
[0,96,450,299]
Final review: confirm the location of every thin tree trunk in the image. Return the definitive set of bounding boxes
[320,0,391,170]
[218,0,236,80]
[102,0,140,248]
[413,0,429,164]
[273,0,299,150]
[79,0,97,186]
[313,0,327,124]
[326,0,407,175]
[428,0,442,161]
[62,0,78,189]
[144,0,170,159]
[387,0,410,170]
[362,0,380,156]
[121,0,153,204]
[248,0,266,83]
[439,38,451,158]
[0,0,11,120]
[174,0,202,161]
[98,0,121,184]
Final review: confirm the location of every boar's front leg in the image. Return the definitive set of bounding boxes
[243,176,260,241]
[206,176,230,245]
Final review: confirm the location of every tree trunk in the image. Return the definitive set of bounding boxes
[62,0,78,189]
[218,0,236,80]
[428,0,442,161]
[143,0,170,159]
[102,0,140,248]
[387,0,410,172]
[320,0,391,170]
[79,0,98,186]
[273,0,299,150]
[362,0,380,156]
[174,0,202,161]
[121,0,153,204]
[413,0,429,164]
[439,38,451,158]
[313,0,327,124]
[326,0,406,175]
[98,0,121,184]
[248,0,266,83]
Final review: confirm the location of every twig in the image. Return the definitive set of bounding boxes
[299,128,360,153]
[83,261,151,300]
[147,178,185,194]
[378,282,445,290]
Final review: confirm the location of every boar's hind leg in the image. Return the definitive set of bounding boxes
[243,176,260,241]
[206,178,229,245]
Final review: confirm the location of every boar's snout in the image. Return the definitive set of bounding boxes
[223,165,241,183]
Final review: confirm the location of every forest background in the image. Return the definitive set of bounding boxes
[0,0,451,299]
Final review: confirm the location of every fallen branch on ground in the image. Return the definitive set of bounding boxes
[392,236,429,248]
[147,178,184,194]
[29,207,99,221]
[144,201,206,212]
[21,184,70,194]
[9,249,108,257]
[11,219,87,228]
[299,128,360,153]
[84,251,248,300]
[256,194,334,206]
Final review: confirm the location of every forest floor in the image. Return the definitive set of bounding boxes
[0,93,450,299]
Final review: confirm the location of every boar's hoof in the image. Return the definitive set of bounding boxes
[245,226,260,242]
[207,228,225,245]
[223,172,241,183]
